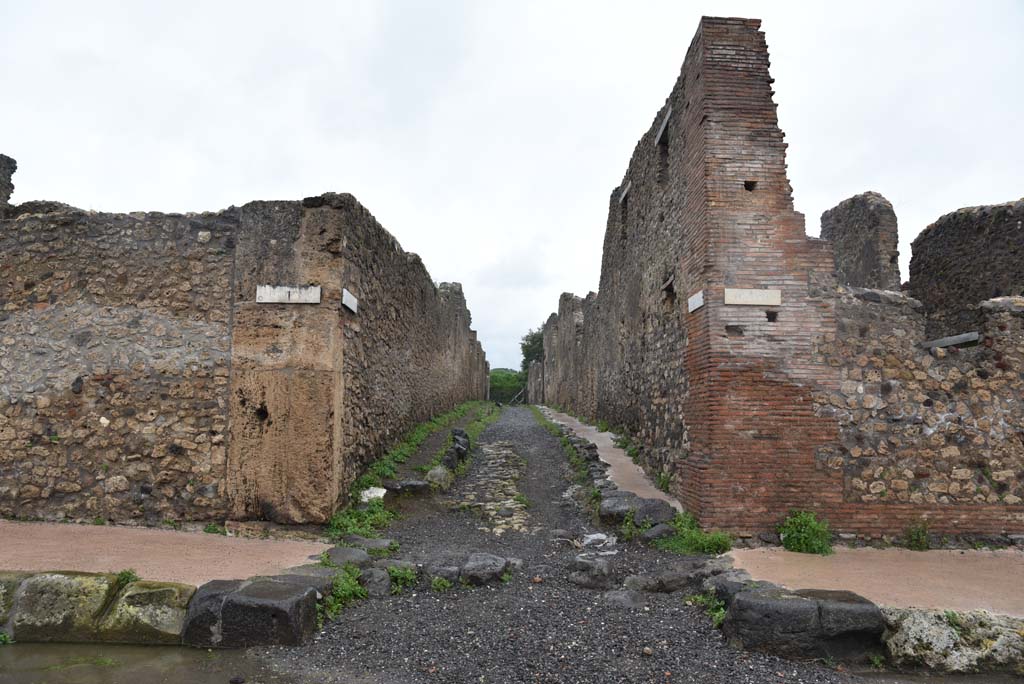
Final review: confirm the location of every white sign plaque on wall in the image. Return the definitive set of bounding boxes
[256,285,322,304]
[342,288,359,314]
[687,290,705,313]
[723,288,782,306]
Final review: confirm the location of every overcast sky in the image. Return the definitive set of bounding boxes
[3,1,1022,369]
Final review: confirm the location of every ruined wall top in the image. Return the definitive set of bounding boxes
[909,198,1024,334]
[0,154,15,212]
[820,191,901,291]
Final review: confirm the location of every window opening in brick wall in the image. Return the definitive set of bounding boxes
[744,180,758,192]
[765,310,778,322]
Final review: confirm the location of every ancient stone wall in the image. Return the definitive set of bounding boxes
[535,17,1024,537]
[0,204,237,523]
[1,171,488,525]
[0,155,14,214]
[909,200,1024,336]
[820,192,901,291]
[811,288,1024,534]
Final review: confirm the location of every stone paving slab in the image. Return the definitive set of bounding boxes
[731,546,1024,618]
[0,520,329,587]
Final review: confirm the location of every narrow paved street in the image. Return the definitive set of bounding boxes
[251,407,851,684]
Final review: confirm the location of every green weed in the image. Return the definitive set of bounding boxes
[653,512,732,555]
[686,591,727,628]
[778,510,833,555]
[203,523,227,535]
[0,632,11,645]
[431,576,453,592]
[655,472,671,493]
[868,653,886,670]
[620,510,651,541]
[904,519,929,551]
[327,499,396,540]
[388,565,418,595]
[945,610,963,637]
[115,568,139,586]
[322,565,367,620]
[513,493,530,509]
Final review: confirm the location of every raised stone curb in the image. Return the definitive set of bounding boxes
[722,586,885,663]
[3,571,195,645]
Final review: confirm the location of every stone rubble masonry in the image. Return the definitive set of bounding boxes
[909,199,1024,336]
[0,154,14,215]
[0,174,488,525]
[820,192,901,291]
[530,16,1024,538]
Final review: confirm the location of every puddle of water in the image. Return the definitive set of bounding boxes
[0,643,297,684]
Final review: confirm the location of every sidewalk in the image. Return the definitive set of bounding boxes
[0,520,329,586]
[731,545,1024,617]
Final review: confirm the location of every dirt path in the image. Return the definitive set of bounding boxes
[253,406,849,684]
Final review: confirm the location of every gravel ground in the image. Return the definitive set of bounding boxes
[250,406,856,684]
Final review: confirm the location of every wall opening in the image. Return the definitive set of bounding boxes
[744,180,758,192]
[726,325,745,337]
[765,310,778,322]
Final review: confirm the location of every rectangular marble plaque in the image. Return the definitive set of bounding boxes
[723,288,781,306]
[687,290,705,313]
[342,288,358,314]
[256,285,322,304]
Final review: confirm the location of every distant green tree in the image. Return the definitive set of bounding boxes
[520,328,544,374]
[489,368,525,403]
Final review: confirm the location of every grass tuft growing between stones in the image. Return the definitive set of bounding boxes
[620,510,651,541]
[388,565,418,595]
[322,564,367,621]
[327,499,395,540]
[653,512,732,555]
[115,568,139,587]
[778,510,833,555]
[203,523,227,535]
[431,576,453,592]
[0,632,12,645]
[685,591,727,628]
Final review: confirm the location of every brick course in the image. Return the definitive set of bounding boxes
[532,16,1024,538]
